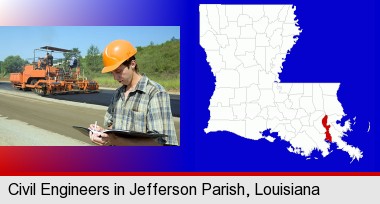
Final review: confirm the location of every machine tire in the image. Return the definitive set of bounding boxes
[42,84,48,96]
[36,83,48,96]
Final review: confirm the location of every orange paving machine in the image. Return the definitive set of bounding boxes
[9,46,99,96]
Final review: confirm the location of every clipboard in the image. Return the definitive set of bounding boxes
[72,126,168,139]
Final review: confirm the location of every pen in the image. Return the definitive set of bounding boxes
[91,121,102,135]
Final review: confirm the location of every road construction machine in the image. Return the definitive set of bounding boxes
[9,46,99,96]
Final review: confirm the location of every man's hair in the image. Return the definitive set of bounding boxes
[122,56,139,73]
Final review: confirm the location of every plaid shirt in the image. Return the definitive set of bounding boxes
[104,75,178,145]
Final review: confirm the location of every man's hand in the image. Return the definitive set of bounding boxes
[88,124,111,146]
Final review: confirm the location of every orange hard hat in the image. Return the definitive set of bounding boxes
[102,39,137,73]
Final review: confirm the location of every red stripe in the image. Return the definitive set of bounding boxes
[1,172,380,176]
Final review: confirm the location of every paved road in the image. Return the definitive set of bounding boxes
[0,81,180,145]
[0,90,105,145]
[0,81,180,117]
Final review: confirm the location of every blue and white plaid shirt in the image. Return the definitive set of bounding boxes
[104,75,178,145]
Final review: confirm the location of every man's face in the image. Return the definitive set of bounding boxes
[112,64,134,86]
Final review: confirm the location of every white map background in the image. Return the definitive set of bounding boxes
[200,4,363,161]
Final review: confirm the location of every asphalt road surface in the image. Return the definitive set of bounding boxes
[46,90,180,117]
[0,82,180,117]
[0,81,180,146]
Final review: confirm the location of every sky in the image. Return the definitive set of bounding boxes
[0,26,180,62]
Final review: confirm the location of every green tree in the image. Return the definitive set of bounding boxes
[84,45,102,73]
[136,39,180,78]
[2,55,28,73]
[0,61,3,76]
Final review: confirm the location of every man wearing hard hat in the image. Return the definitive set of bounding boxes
[89,40,178,146]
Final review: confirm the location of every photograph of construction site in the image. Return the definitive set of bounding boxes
[0,26,180,146]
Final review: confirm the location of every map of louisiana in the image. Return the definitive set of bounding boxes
[200,4,363,161]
